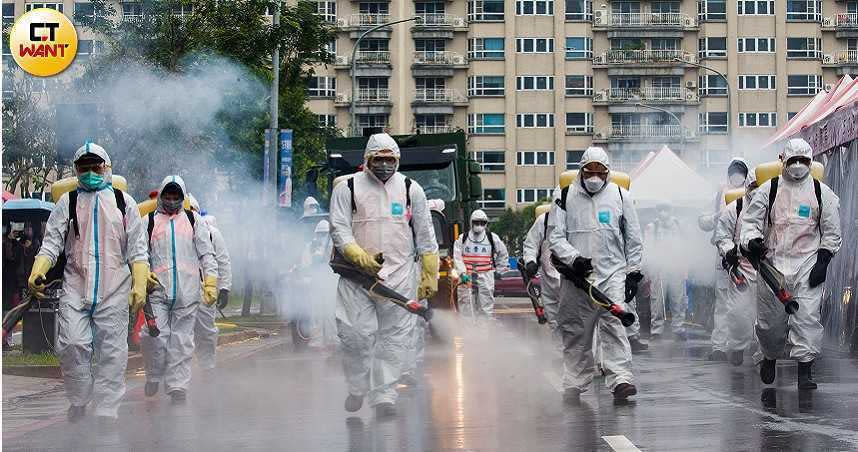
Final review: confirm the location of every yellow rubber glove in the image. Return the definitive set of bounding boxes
[343,242,383,276]
[203,275,218,306]
[147,272,161,293]
[28,256,52,298]
[130,261,149,312]
[417,252,440,300]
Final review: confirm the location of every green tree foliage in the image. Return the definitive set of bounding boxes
[491,203,540,257]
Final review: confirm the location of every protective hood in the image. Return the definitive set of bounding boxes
[303,196,320,217]
[157,175,187,213]
[745,169,757,191]
[577,146,611,194]
[727,157,749,178]
[73,142,113,182]
[470,209,489,224]
[782,138,813,162]
[363,133,401,169]
[314,219,330,234]
[187,193,200,212]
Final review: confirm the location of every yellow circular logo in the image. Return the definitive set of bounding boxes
[9,8,78,77]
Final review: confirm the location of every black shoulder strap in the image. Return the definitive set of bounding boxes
[113,188,126,218]
[147,212,155,242]
[487,230,497,267]
[767,176,779,226]
[347,177,356,212]
[555,186,570,211]
[536,213,549,264]
[618,185,627,239]
[69,190,80,238]
[405,177,412,210]
[736,197,743,216]
[185,209,195,228]
[814,179,822,215]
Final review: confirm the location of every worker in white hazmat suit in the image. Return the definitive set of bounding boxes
[523,204,562,351]
[302,196,320,218]
[187,195,233,370]
[453,209,510,318]
[301,219,338,350]
[713,174,759,366]
[141,176,218,403]
[329,133,439,417]
[548,147,644,403]
[28,143,149,424]
[708,157,751,361]
[741,138,841,390]
[645,203,688,342]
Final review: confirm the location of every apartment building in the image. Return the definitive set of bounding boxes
[4,0,857,212]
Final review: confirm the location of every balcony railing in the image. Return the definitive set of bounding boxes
[356,88,390,102]
[416,13,465,27]
[598,49,692,64]
[414,88,466,103]
[413,51,466,65]
[349,13,391,27]
[417,125,456,134]
[608,12,693,27]
[354,51,390,64]
[835,50,858,64]
[606,87,685,101]
[835,13,858,28]
[608,124,684,138]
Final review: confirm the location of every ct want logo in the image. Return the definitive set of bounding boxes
[9,8,78,77]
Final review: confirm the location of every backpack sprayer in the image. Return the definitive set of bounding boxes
[754,257,799,315]
[516,258,547,324]
[329,250,432,321]
[2,277,62,341]
[551,256,636,327]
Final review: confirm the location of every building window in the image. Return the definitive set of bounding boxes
[516,0,554,14]
[566,112,594,134]
[416,1,445,14]
[566,150,585,169]
[473,151,506,172]
[698,112,728,134]
[357,114,389,136]
[516,76,554,91]
[698,0,726,21]
[317,114,337,127]
[517,188,554,204]
[480,189,506,209]
[565,37,593,59]
[738,75,776,90]
[786,38,822,59]
[469,113,505,134]
[698,37,727,59]
[2,3,14,28]
[415,113,451,133]
[359,2,389,14]
[308,76,336,97]
[565,75,593,96]
[788,112,799,120]
[468,38,504,59]
[566,0,593,20]
[737,37,776,53]
[738,112,777,127]
[516,113,555,128]
[699,74,727,96]
[26,2,64,12]
[122,2,143,20]
[737,0,774,15]
[171,3,193,15]
[516,38,555,53]
[313,1,336,22]
[468,76,505,96]
[359,39,389,52]
[468,0,504,21]
[74,2,95,23]
[787,75,823,95]
[326,39,337,57]
[517,151,555,166]
[786,0,821,21]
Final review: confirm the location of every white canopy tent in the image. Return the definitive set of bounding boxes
[630,145,715,209]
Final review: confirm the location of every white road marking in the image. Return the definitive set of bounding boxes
[542,370,563,393]
[601,435,642,452]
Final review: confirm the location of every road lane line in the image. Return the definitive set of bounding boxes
[602,435,642,452]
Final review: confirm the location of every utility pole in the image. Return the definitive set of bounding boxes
[267,1,281,202]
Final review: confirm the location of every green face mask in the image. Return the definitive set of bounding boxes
[78,171,107,191]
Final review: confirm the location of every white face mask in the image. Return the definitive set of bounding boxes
[472,225,486,234]
[786,162,810,180]
[583,176,605,193]
[729,173,746,188]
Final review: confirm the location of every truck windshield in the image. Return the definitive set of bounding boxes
[401,162,456,202]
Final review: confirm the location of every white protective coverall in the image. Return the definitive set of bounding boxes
[194,214,233,369]
[142,176,217,393]
[740,140,841,363]
[645,215,688,335]
[523,211,562,348]
[37,143,148,418]
[548,147,644,392]
[453,209,510,318]
[329,133,438,407]
[711,157,751,352]
[302,219,337,349]
[714,175,758,354]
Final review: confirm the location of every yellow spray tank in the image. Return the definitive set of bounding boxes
[50,175,128,202]
[559,170,578,189]
[724,188,746,205]
[558,169,631,190]
[534,203,552,218]
[755,160,825,186]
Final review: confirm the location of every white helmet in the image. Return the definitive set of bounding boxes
[314,219,330,234]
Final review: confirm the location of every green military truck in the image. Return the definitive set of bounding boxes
[324,131,482,311]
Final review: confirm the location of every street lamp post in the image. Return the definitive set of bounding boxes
[350,16,420,136]
[677,58,732,151]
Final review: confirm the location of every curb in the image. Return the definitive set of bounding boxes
[3,328,272,378]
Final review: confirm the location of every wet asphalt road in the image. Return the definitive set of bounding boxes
[5,302,858,451]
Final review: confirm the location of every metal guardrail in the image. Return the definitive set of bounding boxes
[414,88,466,102]
[354,51,390,64]
[608,12,691,26]
[356,88,391,102]
[601,49,690,64]
[835,13,858,27]
[349,13,391,27]
[413,51,466,65]
[606,87,685,101]
[608,124,684,138]
[415,13,465,26]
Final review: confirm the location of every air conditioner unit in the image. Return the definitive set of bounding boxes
[684,17,695,27]
[335,55,349,65]
[336,18,348,28]
[823,17,834,27]
[594,91,607,102]
[685,80,696,89]
[336,93,348,103]
[452,17,466,27]
[686,91,698,102]
[594,10,608,26]
[594,54,606,64]
[682,53,697,64]
[452,54,466,65]
[823,54,835,64]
